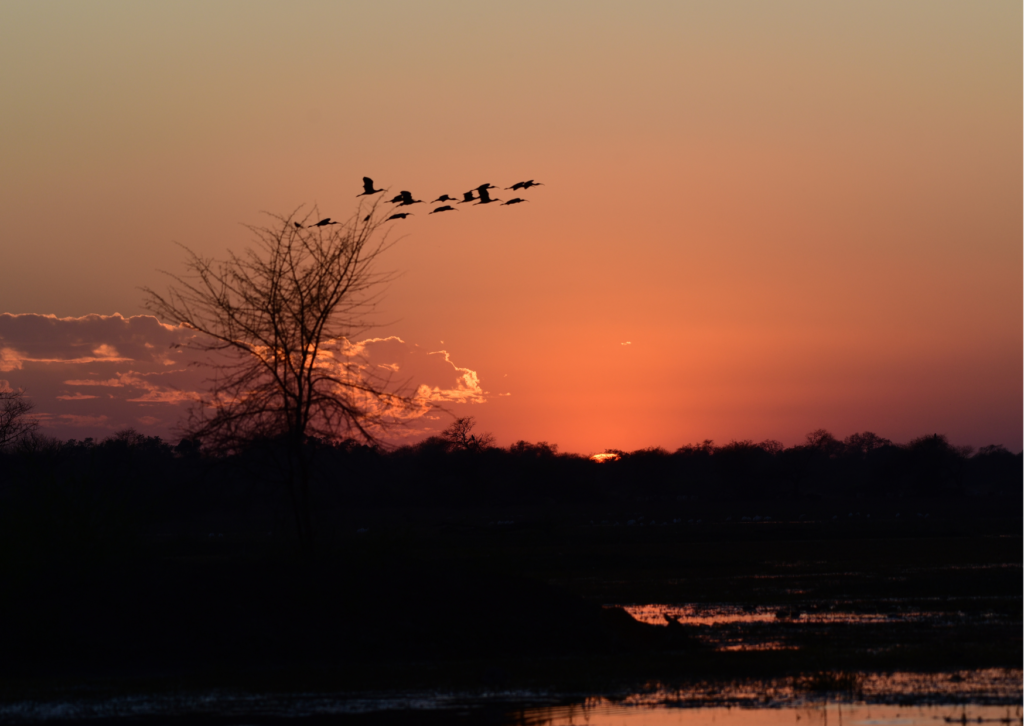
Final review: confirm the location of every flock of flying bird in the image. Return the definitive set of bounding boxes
[295,177,544,228]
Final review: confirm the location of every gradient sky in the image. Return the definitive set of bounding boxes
[1,1,1020,453]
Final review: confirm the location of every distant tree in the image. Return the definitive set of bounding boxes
[510,440,559,458]
[716,440,772,498]
[906,433,970,494]
[143,203,411,552]
[674,440,715,456]
[440,416,494,452]
[843,431,892,457]
[0,387,38,450]
[805,429,842,457]
[968,444,1021,494]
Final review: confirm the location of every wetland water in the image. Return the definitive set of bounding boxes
[3,671,1020,725]
[3,685,1021,725]
[529,702,1022,725]
[621,598,1022,651]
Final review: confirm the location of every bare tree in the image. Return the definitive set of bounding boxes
[0,387,38,449]
[440,416,495,452]
[143,202,411,550]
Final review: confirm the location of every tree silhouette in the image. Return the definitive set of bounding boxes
[0,387,37,449]
[143,203,410,551]
[440,416,494,452]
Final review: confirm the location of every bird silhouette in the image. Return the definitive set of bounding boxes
[520,180,544,189]
[432,194,457,203]
[458,191,477,204]
[386,193,406,204]
[475,188,501,205]
[386,212,412,221]
[507,181,528,191]
[363,214,371,222]
[470,183,497,194]
[396,191,424,206]
[502,198,529,205]
[293,222,303,228]
[358,177,384,196]
[430,205,457,214]
[311,218,337,227]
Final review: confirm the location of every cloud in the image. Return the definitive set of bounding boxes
[0,313,491,443]
[417,350,487,404]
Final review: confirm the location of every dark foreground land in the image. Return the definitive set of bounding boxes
[1,500,1020,714]
[0,432,1021,722]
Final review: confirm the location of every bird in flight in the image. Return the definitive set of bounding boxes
[502,198,528,205]
[475,187,501,205]
[507,180,544,190]
[358,177,384,196]
[470,183,498,194]
[432,194,457,203]
[430,205,457,214]
[311,218,337,227]
[293,222,303,228]
[386,212,412,221]
[457,191,477,204]
[395,191,424,206]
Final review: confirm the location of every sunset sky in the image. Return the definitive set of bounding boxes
[1,1,1020,453]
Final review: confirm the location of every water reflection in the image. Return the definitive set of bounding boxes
[1,671,1018,724]
[516,702,1022,726]
[620,600,1020,652]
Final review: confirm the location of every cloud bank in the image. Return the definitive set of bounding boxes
[0,314,490,443]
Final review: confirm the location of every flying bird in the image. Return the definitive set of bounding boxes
[432,194,457,203]
[395,190,424,206]
[475,187,501,205]
[386,193,406,204]
[430,205,457,214]
[502,198,528,205]
[457,191,477,204]
[293,222,303,228]
[386,213,412,221]
[508,180,544,190]
[311,218,337,227]
[469,183,497,194]
[358,177,384,196]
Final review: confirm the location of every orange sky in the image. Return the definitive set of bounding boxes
[0,1,1020,452]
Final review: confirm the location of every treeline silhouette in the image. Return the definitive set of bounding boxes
[0,425,1018,542]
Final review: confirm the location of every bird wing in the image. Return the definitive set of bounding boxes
[478,188,491,203]
[362,177,374,192]
[400,191,413,204]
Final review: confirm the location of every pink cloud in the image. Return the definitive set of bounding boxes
[0,313,491,443]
